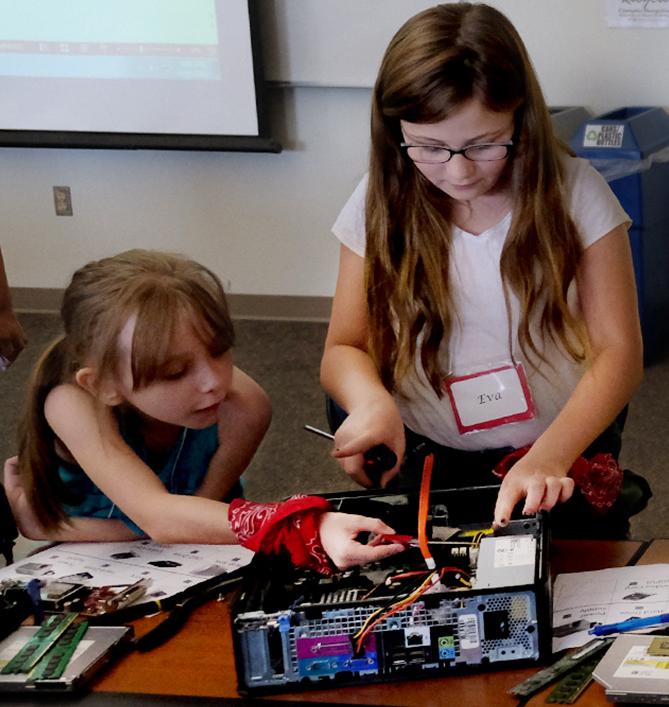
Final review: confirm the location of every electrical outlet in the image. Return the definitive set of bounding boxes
[53,186,73,216]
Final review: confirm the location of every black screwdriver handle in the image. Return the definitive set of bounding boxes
[303,425,397,488]
[363,445,397,487]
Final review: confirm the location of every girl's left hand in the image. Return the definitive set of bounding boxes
[318,512,405,569]
[3,455,47,540]
[493,457,575,528]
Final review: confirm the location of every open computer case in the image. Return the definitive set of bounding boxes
[232,484,551,694]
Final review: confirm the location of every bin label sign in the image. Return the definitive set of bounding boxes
[583,124,625,148]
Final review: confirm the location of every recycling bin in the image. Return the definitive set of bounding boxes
[549,106,592,142]
[571,107,669,363]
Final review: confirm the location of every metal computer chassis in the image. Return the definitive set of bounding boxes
[232,485,551,694]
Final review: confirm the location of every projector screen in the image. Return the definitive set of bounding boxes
[0,0,280,151]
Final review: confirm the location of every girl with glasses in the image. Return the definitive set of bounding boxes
[320,3,647,537]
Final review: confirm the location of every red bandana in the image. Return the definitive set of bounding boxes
[493,447,623,513]
[228,495,336,575]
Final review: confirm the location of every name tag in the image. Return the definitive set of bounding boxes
[444,363,535,434]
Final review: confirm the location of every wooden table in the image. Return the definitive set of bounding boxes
[89,539,656,706]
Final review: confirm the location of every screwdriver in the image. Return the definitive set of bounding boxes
[304,424,397,488]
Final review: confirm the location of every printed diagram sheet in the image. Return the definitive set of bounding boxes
[552,564,669,652]
[0,539,254,603]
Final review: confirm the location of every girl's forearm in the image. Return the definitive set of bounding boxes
[526,343,642,471]
[135,494,238,545]
[37,517,141,543]
[196,368,271,501]
[530,224,643,471]
[0,250,12,312]
[320,343,393,412]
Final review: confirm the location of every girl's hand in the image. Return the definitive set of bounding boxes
[318,512,405,569]
[3,455,47,540]
[493,456,575,528]
[4,455,140,543]
[0,309,27,367]
[331,399,405,488]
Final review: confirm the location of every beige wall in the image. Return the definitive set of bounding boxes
[2,0,667,301]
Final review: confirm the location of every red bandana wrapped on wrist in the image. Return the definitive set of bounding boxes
[228,494,337,575]
[493,447,623,512]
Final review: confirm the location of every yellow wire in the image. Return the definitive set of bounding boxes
[354,570,442,652]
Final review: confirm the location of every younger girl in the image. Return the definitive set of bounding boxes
[321,3,648,537]
[5,249,403,572]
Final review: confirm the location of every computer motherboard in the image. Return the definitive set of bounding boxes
[232,485,551,694]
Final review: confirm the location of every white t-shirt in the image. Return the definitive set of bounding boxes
[331,156,630,450]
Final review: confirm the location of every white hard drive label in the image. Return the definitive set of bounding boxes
[458,614,480,650]
[493,536,535,568]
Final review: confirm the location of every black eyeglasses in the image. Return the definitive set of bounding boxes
[400,141,513,164]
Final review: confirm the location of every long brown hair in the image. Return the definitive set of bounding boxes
[366,2,585,395]
[17,249,235,529]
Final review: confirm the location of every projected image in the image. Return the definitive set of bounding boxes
[0,0,221,81]
[0,0,260,138]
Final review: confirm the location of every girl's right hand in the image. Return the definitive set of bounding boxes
[331,398,405,488]
[319,511,405,569]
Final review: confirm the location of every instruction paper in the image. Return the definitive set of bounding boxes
[0,539,253,602]
[552,564,669,652]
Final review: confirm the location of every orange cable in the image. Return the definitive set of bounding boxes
[418,453,435,570]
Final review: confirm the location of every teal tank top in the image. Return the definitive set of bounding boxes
[57,422,219,535]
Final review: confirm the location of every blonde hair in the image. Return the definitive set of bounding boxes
[366,3,586,395]
[17,249,234,529]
